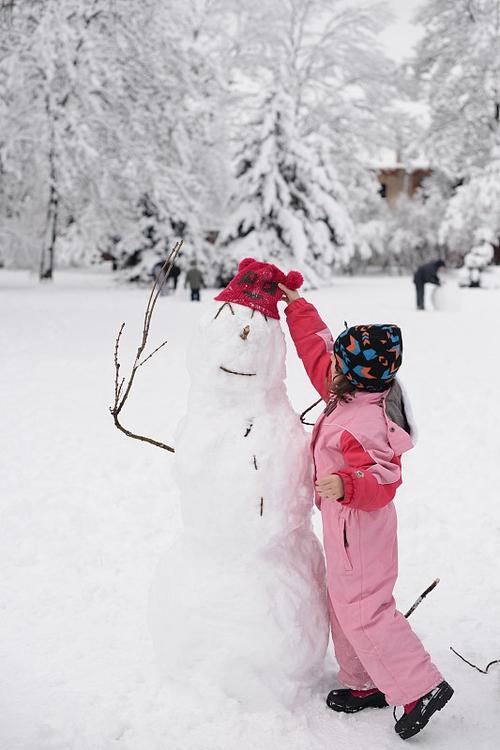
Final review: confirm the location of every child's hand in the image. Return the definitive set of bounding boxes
[278,283,301,305]
[315,474,344,501]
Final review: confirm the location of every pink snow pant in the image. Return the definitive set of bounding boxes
[321,500,442,706]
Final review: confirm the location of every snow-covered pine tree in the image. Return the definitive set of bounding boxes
[218,91,354,286]
[217,0,396,281]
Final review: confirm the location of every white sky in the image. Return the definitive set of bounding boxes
[377,0,425,61]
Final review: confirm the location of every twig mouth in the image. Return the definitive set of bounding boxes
[220,365,256,377]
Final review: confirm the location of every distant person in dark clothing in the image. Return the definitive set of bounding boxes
[413,259,445,310]
[169,263,181,290]
[152,259,170,295]
[152,259,182,294]
[184,260,205,301]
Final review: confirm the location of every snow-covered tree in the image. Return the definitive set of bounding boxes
[341,168,388,270]
[381,172,452,271]
[0,0,233,278]
[235,0,396,144]
[440,142,500,256]
[414,0,500,178]
[0,0,161,275]
[216,0,398,282]
[217,91,354,286]
[0,0,415,282]
[384,196,435,271]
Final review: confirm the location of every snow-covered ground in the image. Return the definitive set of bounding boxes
[1,268,499,749]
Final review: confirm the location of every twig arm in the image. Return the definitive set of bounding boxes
[109,410,175,453]
[109,240,183,453]
[139,340,168,367]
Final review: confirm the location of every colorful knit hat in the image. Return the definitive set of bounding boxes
[214,258,303,319]
[333,324,403,392]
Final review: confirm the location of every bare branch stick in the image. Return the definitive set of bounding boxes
[114,240,182,413]
[404,578,440,619]
[138,339,168,368]
[109,240,183,453]
[109,414,176,453]
[139,240,181,352]
[450,647,500,674]
[113,322,125,403]
[116,376,125,401]
[300,398,323,426]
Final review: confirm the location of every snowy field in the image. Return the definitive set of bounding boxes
[1,268,499,750]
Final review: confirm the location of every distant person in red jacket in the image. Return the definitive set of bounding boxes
[278,282,453,741]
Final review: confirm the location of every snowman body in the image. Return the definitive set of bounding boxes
[149,301,329,709]
[431,279,461,311]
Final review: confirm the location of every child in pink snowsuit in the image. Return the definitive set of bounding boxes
[279,286,453,740]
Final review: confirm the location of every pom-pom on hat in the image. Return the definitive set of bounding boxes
[214,258,303,319]
[333,324,403,392]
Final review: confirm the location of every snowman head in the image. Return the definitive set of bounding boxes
[214,258,303,321]
[200,302,286,387]
[188,259,303,397]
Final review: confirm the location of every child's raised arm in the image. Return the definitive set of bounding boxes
[279,284,333,402]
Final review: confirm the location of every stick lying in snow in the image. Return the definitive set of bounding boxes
[109,240,183,453]
[450,647,500,674]
[404,578,440,619]
[407,582,500,675]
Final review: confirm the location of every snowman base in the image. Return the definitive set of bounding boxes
[148,530,329,712]
[431,281,461,311]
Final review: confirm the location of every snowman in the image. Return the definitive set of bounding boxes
[148,258,329,710]
[461,237,494,288]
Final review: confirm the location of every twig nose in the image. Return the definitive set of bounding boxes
[240,325,250,341]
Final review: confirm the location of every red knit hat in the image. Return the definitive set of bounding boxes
[214,258,303,319]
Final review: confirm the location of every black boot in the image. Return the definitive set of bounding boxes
[326,687,388,714]
[394,680,454,740]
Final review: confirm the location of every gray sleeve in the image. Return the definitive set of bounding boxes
[385,381,411,435]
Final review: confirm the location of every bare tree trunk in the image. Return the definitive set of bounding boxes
[46,158,58,280]
[40,96,58,281]
[0,1,14,26]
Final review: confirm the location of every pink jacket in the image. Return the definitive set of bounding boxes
[285,298,414,511]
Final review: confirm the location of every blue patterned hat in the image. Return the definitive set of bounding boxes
[333,324,403,392]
